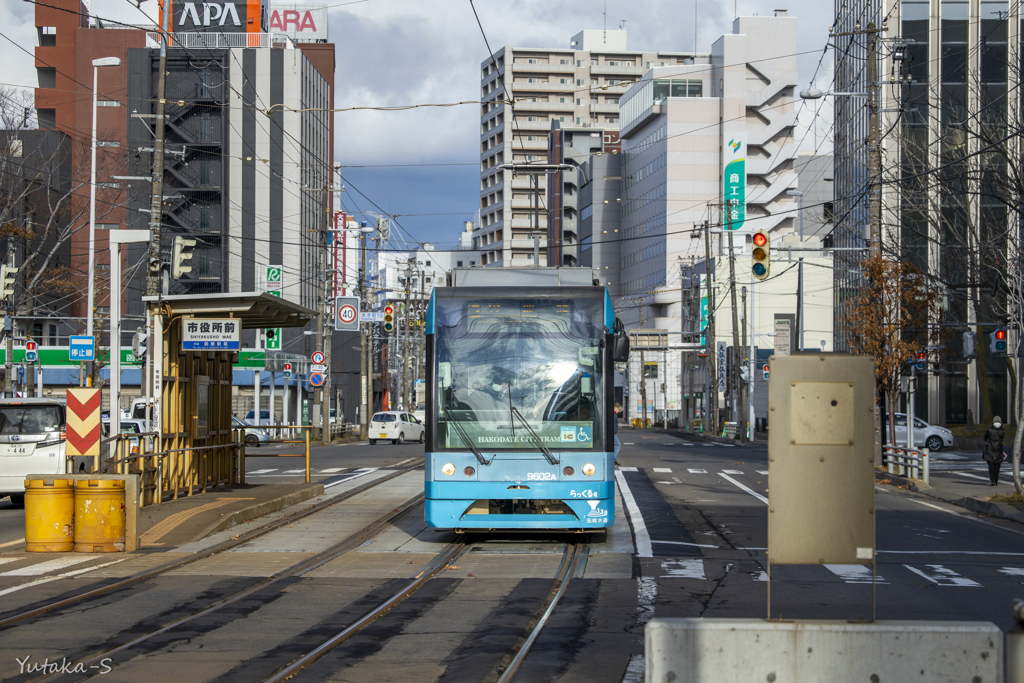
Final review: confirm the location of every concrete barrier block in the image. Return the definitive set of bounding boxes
[646,618,1003,683]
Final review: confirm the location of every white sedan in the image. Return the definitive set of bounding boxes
[890,413,954,451]
[369,411,425,445]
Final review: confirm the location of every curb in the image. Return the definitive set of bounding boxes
[191,483,326,542]
[875,471,1024,525]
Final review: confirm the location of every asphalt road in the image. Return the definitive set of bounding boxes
[0,429,1022,681]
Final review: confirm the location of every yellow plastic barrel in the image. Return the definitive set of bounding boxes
[24,479,75,552]
[74,479,126,553]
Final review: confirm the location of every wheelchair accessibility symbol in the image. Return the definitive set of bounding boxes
[577,427,592,442]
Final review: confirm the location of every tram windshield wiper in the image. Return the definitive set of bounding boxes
[509,405,558,465]
[442,404,491,466]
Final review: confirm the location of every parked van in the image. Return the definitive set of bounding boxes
[0,398,66,507]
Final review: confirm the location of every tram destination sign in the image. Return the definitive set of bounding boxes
[182,318,241,351]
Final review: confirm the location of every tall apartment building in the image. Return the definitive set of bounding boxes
[478,30,694,267]
[835,0,1021,427]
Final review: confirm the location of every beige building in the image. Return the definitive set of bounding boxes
[477,30,696,267]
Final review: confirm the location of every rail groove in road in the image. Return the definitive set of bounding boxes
[30,493,428,683]
[261,537,472,683]
[0,459,424,630]
[496,537,591,683]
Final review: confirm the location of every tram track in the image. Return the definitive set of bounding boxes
[0,459,424,630]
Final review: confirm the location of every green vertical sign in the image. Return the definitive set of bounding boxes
[302,398,310,426]
[723,134,746,230]
[264,266,283,350]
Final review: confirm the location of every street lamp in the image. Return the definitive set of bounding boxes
[108,229,151,460]
[87,56,121,381]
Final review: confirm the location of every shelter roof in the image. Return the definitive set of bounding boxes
[141,292,316,329]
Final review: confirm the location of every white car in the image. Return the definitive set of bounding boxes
[0,398,67,507]
[369,411,424,445]
[890,413,954,451]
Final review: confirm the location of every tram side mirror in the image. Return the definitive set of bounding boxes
[438,362,452,388]
[611,318,630,362]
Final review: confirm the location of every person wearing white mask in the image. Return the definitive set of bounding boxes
[983,416,1006,486]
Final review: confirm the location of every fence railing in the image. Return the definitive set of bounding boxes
[882,444,930,484]
[241,425,312,484]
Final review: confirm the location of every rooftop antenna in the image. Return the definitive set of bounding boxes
[603,0,607,43]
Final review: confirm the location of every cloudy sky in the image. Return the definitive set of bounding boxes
[2,0,836,248]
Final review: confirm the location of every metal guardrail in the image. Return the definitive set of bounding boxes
[882,444,930,483]
[241,425,312,484]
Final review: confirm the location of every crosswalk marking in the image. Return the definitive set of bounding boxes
[624,443,635,445]
[653,468,672,473]
[721,444,735,448]
[249,469,277,474]
[757,470,769,475]
[687,468,707,474]
[1,556,94,577]
[998,567,1024,577]
[825,564,886,584]
[284,469,306,474]
[320,468,346,474]
[661,559,706,580]
[904,564,982,587]
[618,466,638,472]
[722,469,744,475]
[681,443,694,446]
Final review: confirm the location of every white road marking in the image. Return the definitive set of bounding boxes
[903,497,1024,536]
[652,468,673,473]
[753,571,768,581]
[687,468,707,474]
[904,564,982,587]
[681,443,694,446]
[0,538,25,549]
[393,458,416,467]
[652,539,718,549]
[284,469,306,474]
[825,564,886,584]
[998,567,1024,576]
[661,559,706,580]
[0,558,19,566]
[722,469,744,475]
[614,469,652,558]
[249,469,277,474]
[621,654,645,683]
[624,443,635,445]
[662,443,675,446]
[319,468,346,474]
[757,470,769,475]
[718,472,769,505]
[721,444,735,448]
[881,550,1024,556]
[1,556,93,577]
[618,466,638,472]
[323,467,379,489]
[0,558,129,597]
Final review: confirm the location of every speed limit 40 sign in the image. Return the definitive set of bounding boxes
[335,296,360,331]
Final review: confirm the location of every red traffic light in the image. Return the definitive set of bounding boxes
[384,305,394,315]
[753,232,767,247]
[996,329,1007,341]
[917,352,925,360]
[284,363,291,371]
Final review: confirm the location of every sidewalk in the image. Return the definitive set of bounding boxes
[137,482,324,548]
[876,465,1024,524]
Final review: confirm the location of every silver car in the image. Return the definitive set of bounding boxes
[891,413,953,451]
[233,417,270,447]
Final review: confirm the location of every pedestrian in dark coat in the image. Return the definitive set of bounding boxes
[983,416,1005,486]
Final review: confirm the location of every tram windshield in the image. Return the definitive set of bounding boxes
[433,293,605,452]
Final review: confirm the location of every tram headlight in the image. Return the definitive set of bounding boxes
[442,463,456,476]
[582,463,596,476]
[463,466,475,476]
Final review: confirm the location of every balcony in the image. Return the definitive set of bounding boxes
[512,120,562,131]
[511,81,575,93]
[590,102,620,113]
[511,62,575,73]
[590,65,646,76]
[513,101,575,113]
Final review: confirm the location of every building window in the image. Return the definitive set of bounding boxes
[457,261,463,267]
[823,202,834,223]
[425,261,431,266]
[527,58,539,64]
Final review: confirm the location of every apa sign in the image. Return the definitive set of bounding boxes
[169,0,269,33]
[269,5,328,41]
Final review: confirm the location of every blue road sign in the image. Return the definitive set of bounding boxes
[69,336,95,361]
[309,372,325,387]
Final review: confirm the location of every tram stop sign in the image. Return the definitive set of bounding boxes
[335,296,360,331]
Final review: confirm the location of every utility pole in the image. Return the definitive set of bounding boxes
[637,301,648,428]
[680,260,687,429]
[145,0,171,445]
[3,247,14,398]
[703,219,718,435]
[403,259,412,410]
[741,285,749,444]
[726,204,742,432]
[867,21,881,259]
[359,230,368,439]
[321,185,332,442]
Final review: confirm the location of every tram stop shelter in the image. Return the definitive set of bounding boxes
[134,292,317,503]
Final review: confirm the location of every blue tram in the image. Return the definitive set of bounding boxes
[423,269,629,531]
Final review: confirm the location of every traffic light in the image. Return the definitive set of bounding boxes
[762,363,770,380]
[751,230,770,280]
[384,304,395,332]
[915,351,926,372]
[0,264,17,298]
[283,362,292,379]
[990,328,1008,354]
[132,328,148,363]
[962,330,976,360]
[171,236,197,279]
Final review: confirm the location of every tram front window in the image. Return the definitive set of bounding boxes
[434,295,605,452]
